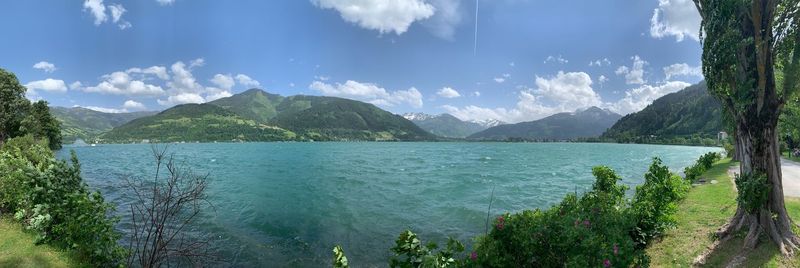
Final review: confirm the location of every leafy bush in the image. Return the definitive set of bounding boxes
[0,137,125,265]
[684,152,721,182]
[735,172,771,213]
[389,230,468,268]
[630,158,690,246]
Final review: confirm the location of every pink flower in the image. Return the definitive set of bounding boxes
[613,244,619,255]
[603,259,611,267]
[497,222,505,230]
[583,220,591,228]
[470,251,477,261]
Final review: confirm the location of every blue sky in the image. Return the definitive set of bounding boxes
[0,0,704,123]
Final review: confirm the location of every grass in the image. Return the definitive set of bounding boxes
[0,216,87,268]
[783,151,800,163]
[648,158,800,267]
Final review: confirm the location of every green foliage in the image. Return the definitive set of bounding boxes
[631,158,691,246]
[602,82,724,143]
[0,137,125,266]
[469,107,621,140]
[683,152,722,182]
[20,101,62,150]
[735,172,771,213]
[0,68,30,143]
[333,245,349,268]
[389,230,467,268]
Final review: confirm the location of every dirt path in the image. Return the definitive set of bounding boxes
[728,158,800,197]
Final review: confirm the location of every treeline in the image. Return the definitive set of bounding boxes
[334,153,722,267]
[0,69,61,149]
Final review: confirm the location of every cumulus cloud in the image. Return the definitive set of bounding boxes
[126,66,169,80]
[544,55,568,64]
[235,74,260,88]
[311,0,435,35]
[123,100,146,110]
[80,105,128,113]
[437,87,461,98]
[83,71,165,96]
[25,79,68,93]
[473,91,481,97]
[494,77,505,83]
[33,61,57,73]
[598,75,609,85]
[83,0,131,29]
[69,81,83,90]
[615,55,648,85]
[156,0,175,5]
[210,74,235,90]
[663,63,702,80]
[157,93,206,106]
[309,80,423,108]
[650,0,701,42]
[444,71,601,123]
[608,81,691,115]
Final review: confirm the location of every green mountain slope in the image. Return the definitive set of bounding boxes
[102,90,435,142]
[601,82,723,142]
[403,113,488,138]
[100,103,295,143]
[269,95,435,141]
[468,107,622,140]
[50,107,156,143]
[207,88,284,123]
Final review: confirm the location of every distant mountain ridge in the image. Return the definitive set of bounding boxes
[50,107,156,142]
[468,106,622,140]
[402,113,497,138]
[602,81,723,142]
[100,89,434,142]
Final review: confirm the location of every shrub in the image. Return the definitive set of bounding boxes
[684,152,721,182]
[630,158,690,247]
[0,137,125,266]
[389,230,467,268]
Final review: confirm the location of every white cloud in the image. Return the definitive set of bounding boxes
[615,55,648,84]
[544,55,568,64]
[69,81,83,90]
[423,0,462,39]
[494,77,506,83]
[156,0,175,5]
[126,66,169,80]
[83,0,131,29]
[83,0,107,25]
[437,87,461,98]
[210,74,235,90]
[663,63,702,80]
[598,75,609,84]
[608,81,691,115]
[108,4,125,23]
[588,58,611,67]
[189,58,205,69]
[123,100,146,110]
[311,0,435,35]
[157,93,206,106]
[84,71,165,96]
[235,74,260,88]
[309,80,423,108]
[444,71,601,123]
[80,105,128,114]
[206,91,233,102]
[473,91,481,97]
[649,0,701,42]
[167,60,205,94]
[25,79,68,93]
[33,61,57,73]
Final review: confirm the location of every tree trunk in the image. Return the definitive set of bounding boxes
[718,117,800,255]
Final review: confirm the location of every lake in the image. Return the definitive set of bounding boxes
[57,142,720,267]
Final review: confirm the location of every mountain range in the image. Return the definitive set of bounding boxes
[50,107,156,143]
[468,107,623,141]
[402,113,503,138]
[601,82,723,142]
[96,89,434,142]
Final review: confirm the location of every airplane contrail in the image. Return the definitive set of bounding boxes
[474,0,479,55]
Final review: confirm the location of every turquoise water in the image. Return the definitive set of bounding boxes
[57,142,719,266]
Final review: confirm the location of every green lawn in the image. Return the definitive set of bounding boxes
[0,216,87,268]
[648,158,800,267]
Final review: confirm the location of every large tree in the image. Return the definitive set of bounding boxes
[0,68,30,145]
[694,0,800,255]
